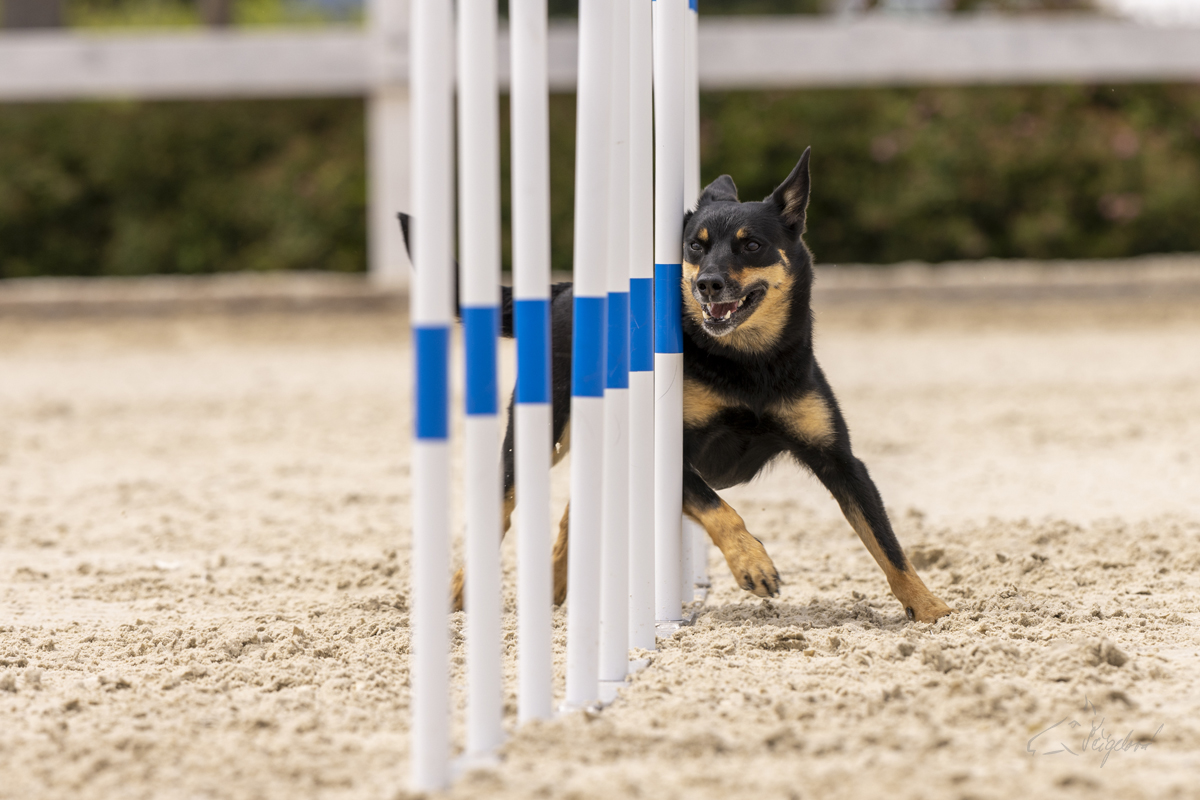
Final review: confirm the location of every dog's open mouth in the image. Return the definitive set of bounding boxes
[699,286,765,334]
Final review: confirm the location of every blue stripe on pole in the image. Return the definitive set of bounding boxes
[514,298,551,405]
[414,325,450,440]
[572,295,607,398]
[606,292,630,390]
[654,263,683,354]
[462,306,499,416]
[689,0,698,10]
[629,277,653,372]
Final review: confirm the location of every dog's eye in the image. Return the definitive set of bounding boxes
[689,242,703,251]
[745,241,760,252]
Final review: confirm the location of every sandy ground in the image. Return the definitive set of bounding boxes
[1,276,1199,800]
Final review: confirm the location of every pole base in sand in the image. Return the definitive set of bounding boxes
[655,582,709,637]
[598,679,627,705]
[451,748,503,780]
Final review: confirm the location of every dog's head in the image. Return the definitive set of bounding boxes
[682,148,814,354]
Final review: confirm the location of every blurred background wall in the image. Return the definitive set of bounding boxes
[1,0,1198,278]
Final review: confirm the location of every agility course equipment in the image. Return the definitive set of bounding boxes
[684,0,712,602]
[563,0,612,712]
[627,0,658,655]
[408,0,701,789]
[653,0,686,626]
[457,0,504,758]
[510,0,555,726]
[408,0,454,790]
[598,0,633,698]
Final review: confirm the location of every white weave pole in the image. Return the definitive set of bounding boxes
[684,517,709,596]
[653,0,686,626]
[565,0,613,709]
[683,0,710,599]
[627,0,657,653]
[409,0,454,789]
[510,0,555,725]
[599,0,631,690]
[457,0,503,757]
[684,1,700,208]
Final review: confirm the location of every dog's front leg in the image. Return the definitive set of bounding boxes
[550,503,570,605]
[789,435,951,622]
[683,469,781,598]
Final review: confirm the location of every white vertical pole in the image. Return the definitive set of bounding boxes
[691,513,710,593]
[675,1,694,601]
[409,0,454,790]
[367,0,411,286]
[685,517,710,593]
[682,0,707,600]
[510,0,555,724]
[565,0,613,710]
[653,0,685,625]
[627,0,656,653]
[679,511,694,605]
[457,0,503,757]
[684,0,700,211]
[599,0,631,689]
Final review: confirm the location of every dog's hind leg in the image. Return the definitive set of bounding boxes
[449,487,515,612]
[450,395,519,612]
[548,416,571,606]
[683,469,781,598]
[551,502,570,605]
[450,283,576,612]
[547,324,573,604]
[450,392,572,612]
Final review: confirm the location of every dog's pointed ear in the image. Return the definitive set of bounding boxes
[697,174,739,207]
[766,148,811,233]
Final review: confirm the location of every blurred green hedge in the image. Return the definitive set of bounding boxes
[702,84,1200,264]
[0,99,367,277]
[2,83,1199,279]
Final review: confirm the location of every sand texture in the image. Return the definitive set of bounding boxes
[1,277,1199,799]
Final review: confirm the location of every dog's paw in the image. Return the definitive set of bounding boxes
[903,593,952,624]
[725,537,781,598]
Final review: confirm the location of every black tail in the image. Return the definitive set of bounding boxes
[399,212,571,339]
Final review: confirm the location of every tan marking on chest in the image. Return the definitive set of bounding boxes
[772,392,835,447]
[683,380,736,429]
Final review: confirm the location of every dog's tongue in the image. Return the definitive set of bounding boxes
[710,301,738,317]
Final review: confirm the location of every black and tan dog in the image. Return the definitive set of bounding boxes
[400,148,952,623]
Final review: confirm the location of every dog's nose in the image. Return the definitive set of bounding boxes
[695,273,725,299]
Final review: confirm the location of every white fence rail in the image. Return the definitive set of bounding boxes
[0,29,376,101]
[6,18,1200,99]
[695,17,1200,87]
[3,15,1200,283]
